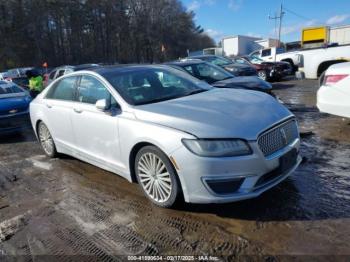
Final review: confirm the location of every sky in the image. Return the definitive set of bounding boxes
[181,0,350,43]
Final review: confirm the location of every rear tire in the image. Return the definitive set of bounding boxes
[135,146,181,208]
[38,122,57,158]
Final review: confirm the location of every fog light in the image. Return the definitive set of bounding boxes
[205,178,244,195]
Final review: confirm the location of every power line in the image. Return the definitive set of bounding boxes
[283,7,310,21]
[269,3,284,63]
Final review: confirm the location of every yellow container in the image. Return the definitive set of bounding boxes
[302,26,329,45]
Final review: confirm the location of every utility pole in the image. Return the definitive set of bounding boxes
[269,3,285,63]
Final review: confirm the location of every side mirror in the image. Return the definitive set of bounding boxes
[95,99,110,111]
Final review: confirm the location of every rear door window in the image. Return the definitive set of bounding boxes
[46,76,78,101]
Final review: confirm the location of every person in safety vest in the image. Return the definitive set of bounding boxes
[26,69,44,98]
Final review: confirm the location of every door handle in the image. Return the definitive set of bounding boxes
[73,108,82,113]
[46,103,52,108]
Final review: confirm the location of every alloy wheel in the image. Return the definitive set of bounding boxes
[39,123,55,156]
[137,152,172,203]
[258,70,267,81]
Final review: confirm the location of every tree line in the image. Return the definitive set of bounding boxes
[0,0,215,70]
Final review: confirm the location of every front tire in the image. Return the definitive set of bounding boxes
[135,146,181,208]
[38,122,57,158]
[258,70,268,81]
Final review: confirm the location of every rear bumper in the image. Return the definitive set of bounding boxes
[317,86,350,118]
[0,112,31,134]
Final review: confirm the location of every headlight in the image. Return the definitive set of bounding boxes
[182,139,252,157]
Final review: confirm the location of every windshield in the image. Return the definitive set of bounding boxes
[201,56,233,66]
[103,67,212,105]
[231,57,250,65]
[248,56,265,64]
[182,62,233,84]
[0,82,24,96]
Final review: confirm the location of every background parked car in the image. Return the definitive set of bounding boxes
[241,55,292,81]
[46,64,99,86]
[0,72,8,81]
[6,67,33,79]
[317,62,350,118]
[167,60,273,95]
[188,55,258,77]
[0,81,32,135]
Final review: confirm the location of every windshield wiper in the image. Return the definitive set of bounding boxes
[136,90,208,105]
[136,94,185,105]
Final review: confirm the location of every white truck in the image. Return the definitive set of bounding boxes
[222,35,262,57]
[251,45,350,79]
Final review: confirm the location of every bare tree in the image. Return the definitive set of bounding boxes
[0,0,215,70]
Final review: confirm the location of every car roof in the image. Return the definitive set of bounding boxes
[53,64,100,72]
[78,64,171,75]
[166,60,205,67]
[74,64,100,71]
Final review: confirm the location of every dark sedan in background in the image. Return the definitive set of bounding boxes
[188,55,258,77]
[240,56,292,81]
[0,81,32,135]
[167,60,273,95]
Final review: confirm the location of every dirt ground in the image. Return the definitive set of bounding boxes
[0,78,349,261]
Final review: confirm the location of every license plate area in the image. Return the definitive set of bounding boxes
[279,149,297,173]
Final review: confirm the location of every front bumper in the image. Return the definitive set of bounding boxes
[270,68,292,78]
[0,111,31,134]
[172,138,301,204]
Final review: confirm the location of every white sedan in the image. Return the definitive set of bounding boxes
[317,62,350,118]
[30,65,301,208]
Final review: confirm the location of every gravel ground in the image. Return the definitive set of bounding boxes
[0,78,349,261]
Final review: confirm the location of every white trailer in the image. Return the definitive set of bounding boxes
[330,25,350,45]
[203,47,223,56]
[222,35,261,57]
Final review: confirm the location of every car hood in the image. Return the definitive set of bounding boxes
[213,76,272,90]
[223,63,252,70]
[133,89,293,140]
[0,94,31,114]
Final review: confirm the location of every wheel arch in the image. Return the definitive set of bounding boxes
[317,60,348,77]
[128,142,154,183]
[281,58,297,72]
[35,119,43,137]
[281,58,294,66]
[128,142,182,189]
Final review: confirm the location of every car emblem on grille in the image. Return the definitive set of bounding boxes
[9,109,18,114]
[280,128,288,146]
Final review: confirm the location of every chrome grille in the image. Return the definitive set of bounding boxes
[258,120,299,157]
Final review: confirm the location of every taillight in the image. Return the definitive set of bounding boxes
[324,74,348,86]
